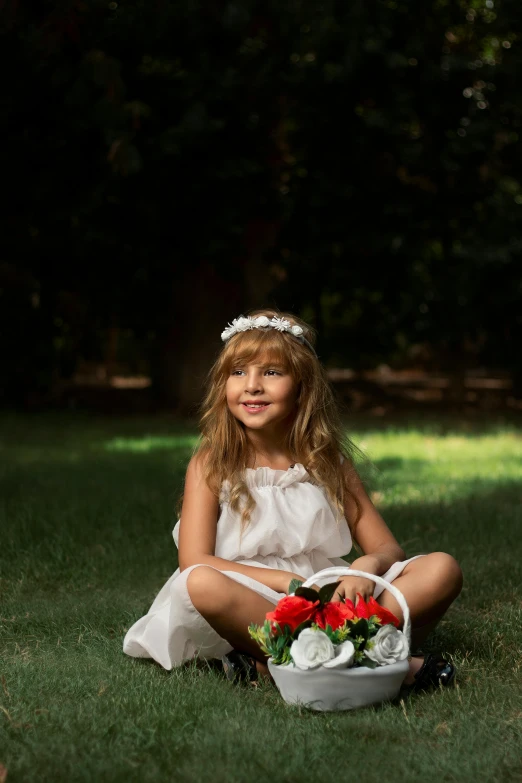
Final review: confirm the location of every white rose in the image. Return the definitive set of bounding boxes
[254,316,270,327]
[290,628,335,670]
[234,317,253,331]
[365,625,409,666]
[291,325,304,336]
[322,640,355,669]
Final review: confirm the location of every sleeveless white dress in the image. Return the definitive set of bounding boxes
[123,463,423,670]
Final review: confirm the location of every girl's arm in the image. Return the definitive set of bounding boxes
[177,454,300,594]
[333,466,406,604]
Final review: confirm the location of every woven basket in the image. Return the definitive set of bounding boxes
[268,567,410,711]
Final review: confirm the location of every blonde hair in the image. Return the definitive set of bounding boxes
[197,308,362,532]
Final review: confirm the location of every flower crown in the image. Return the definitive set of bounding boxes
[221,315,317,355]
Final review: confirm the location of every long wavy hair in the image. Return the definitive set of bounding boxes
[197,308,362,532]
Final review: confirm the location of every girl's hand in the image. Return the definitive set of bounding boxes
[331,575,375,606]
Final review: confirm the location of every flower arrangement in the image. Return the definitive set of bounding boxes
[248,578,409,672]
[221,315,304,342]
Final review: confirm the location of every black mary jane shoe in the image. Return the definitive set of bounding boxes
[402,652,456,694]
[221,651,258,684]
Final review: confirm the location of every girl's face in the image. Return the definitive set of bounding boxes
[225,355,299,435]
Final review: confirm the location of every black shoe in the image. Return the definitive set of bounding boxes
[402,652,456,694]
[221,651,258,684]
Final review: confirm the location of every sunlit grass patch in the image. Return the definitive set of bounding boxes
[351,429,522,505]
[353,430,522,469]
[103,435,199,453]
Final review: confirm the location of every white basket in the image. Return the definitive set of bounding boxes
[268,567,410,712]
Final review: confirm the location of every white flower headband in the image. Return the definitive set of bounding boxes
[221,315,317,356]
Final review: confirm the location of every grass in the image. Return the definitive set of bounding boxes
[1,410,522,782]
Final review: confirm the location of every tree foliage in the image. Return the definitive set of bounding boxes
[1,0,521,407]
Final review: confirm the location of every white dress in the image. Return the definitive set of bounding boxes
[123,463,423,670]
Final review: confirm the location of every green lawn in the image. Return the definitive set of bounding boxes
[1,411,521,782]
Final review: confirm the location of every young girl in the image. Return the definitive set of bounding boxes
[123,310,463,689]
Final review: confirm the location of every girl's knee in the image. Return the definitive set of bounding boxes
[186,565,219,601]
[425,552,463,597]
[185,565,230,613]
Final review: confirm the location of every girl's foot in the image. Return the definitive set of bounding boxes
[221,651,258,684]
[221,651,273,685]
[402,655,425,685]
[402,653,455,693]
[255,660,273,681]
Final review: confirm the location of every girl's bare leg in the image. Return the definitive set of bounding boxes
[186,566,276,664]
[376,552,463,683]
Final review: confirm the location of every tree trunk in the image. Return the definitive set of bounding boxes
[150,261,244,414]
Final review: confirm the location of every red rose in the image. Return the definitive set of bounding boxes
[367,596,400,627]
[314,601,356,631]
[266,595,319,633]
[354,593,370,619]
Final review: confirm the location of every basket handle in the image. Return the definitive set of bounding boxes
[301,567,411,645]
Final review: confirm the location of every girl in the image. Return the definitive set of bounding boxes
[123,310,463,690]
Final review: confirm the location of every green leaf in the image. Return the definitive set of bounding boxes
[248,623,273,657]
[292,619,314,637]
[335,624,351,643]
[295,586,320,603]
[271,634,293,664]
[318,581,339,605]
[359,657,378,669]
[350,619,369,643]
[267,619,288,638]
[328,629,342,644]
[288,578,304,594]
[275,635,288,651]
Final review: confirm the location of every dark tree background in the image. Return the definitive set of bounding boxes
[1,0,521,411]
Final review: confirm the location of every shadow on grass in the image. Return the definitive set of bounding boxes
[342,409,522,436]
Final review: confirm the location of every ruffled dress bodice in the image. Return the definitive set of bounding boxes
[172,463,352,575]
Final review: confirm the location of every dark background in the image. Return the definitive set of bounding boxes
[2,0,521,414]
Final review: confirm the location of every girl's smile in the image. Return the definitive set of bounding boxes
[241,400,271,414]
